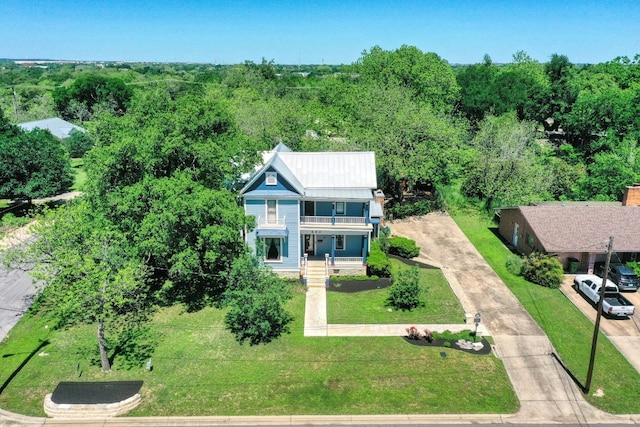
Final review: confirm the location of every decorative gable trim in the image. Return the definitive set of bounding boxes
[266,172,277,186]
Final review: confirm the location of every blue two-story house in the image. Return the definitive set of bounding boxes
[241,145,383,277]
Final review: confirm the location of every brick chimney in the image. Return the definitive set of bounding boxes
[622,183,640,206]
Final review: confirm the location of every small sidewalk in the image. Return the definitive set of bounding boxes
[302,263,488,338]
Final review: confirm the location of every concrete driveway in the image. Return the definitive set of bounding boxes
[389,213,632,424]
[561,276,640,373]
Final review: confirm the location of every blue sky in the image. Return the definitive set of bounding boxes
[2,0,639,65]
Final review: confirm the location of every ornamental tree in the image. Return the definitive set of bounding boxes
[223,255,293,345]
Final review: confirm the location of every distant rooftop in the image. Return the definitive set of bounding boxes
[17,117,86,139]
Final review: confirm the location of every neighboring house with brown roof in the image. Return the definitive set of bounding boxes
[497,185,640,273]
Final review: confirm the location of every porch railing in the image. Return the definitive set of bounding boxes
[301,253,308,286]
[257,216,286,228]
[301,216,366,225]
[333,257,364,265]
[324,254,330,288]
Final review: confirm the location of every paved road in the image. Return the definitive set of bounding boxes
[0,227,37,343]
[0,193,79,344]
[0,265,36,343]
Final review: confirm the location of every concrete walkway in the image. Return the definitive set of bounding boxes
[302,260,489,338]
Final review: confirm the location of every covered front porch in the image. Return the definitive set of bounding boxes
[300,232,369,264]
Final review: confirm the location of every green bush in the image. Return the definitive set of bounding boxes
[388,236,420,258]
[367,241,391,277]
[506,254,523,275]
[521,252,564,289]
[386,199,432,220]
[378,235,390,253]
[432,329,474,341]
[386,266,422,310]
[627,261,640,276]
[331,275,379,281]
[63,132,95,158]
[1,212,31,229]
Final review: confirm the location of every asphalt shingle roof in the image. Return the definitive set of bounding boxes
[518,205,640,253]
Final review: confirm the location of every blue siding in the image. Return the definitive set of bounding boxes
[315,235,332,256]
[315,202,333,216]
[306,201,367,217]
[344,235,364,256]
[281,200,300,270]
[246,167,300,195]
[245,199,300,272]
[245,199,265,226]
[345,202,365,216]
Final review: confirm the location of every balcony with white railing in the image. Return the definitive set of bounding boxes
[257,216,287,229]
[300,216,367,225]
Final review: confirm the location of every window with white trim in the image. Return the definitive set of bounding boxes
[265,172,277,186]
[264,237,282,261]
[336,235,345,250]
[335,202,345,215]
[266,200,277,224]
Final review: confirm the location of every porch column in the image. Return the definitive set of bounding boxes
[364,202,370,225]
[362,235,368,265]
[331,235,336,265]
[331,203,336,225]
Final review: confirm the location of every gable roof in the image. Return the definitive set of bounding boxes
[17,117,86,139]
[241,149,377,199]
[511,205,640,253]
[276,151,377,190]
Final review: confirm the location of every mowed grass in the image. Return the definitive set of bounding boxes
[327,259,466,324]
[450,209,640,414]
[70,158,87,191]
[0,284,518,417]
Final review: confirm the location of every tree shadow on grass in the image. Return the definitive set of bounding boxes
[0,338,50,395]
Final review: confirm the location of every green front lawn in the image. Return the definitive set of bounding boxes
[450,209,640,414]
[70,158,86,191]
[0,284,518,417]
[327,258,465,324]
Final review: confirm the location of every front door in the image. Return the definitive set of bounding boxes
[304,234,315,256]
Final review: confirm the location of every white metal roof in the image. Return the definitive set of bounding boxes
[241,148,378,199]
[277,151,377,189]
[305,188,374,200]
[17,117,86,139]
[370,201,384,217]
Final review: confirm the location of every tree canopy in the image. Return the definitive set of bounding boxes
[0,109,73,200]
[52,73,134,121]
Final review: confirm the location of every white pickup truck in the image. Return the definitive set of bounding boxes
[574,274,635,317]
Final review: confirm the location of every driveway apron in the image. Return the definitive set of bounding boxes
[389,213,624,424]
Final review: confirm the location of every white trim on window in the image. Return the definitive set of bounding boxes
[266,200,277,224]
[335,235,345,250]
[263,237,283,262]
[335,201,345,215]
[265,172,277,186]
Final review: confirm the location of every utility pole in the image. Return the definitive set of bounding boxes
[585,236,614,393]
